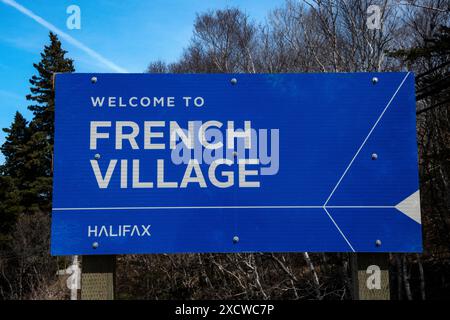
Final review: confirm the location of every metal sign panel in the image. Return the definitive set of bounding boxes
[51,73,422,255]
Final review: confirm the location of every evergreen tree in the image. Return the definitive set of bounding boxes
[0,32,75,216]
[0,112,28,243]
[389,25,450,62]
[1,112,29,178]
[27,32,75,140]
[0,176,22,246]
[23,32,74,213]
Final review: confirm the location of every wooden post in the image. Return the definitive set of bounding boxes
[81,255,116,300]
[351,253,390,300]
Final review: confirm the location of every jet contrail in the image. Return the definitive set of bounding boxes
[1,0,128,73]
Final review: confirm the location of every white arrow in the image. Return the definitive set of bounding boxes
[395,190,421,224]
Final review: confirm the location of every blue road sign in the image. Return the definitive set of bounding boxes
[51,72,422,255]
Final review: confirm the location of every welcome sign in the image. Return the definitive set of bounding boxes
[51,73,422,255]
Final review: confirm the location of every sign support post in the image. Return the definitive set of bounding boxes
[81,255,116,300]
[351,253,390,300]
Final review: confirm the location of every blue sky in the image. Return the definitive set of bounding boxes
[0,0,284,163]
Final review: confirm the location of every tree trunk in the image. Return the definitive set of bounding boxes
[416,254,426,300]
[402,255,413,300]
[303,252,321,299]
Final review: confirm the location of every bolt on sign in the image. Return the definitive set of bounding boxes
[51,73,422,255]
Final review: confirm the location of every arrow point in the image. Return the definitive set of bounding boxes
[395,190,421,224]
